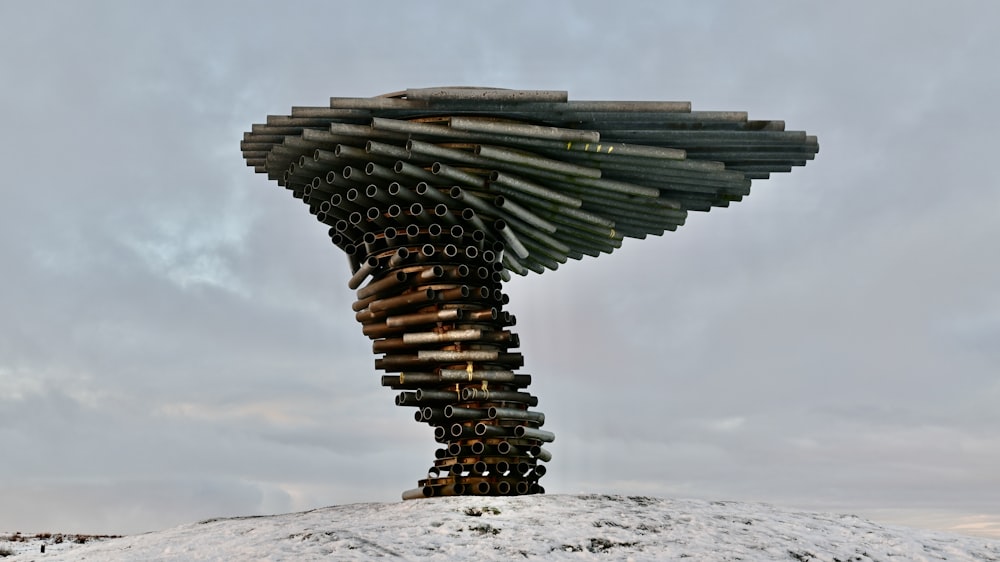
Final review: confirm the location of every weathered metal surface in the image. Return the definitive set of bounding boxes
[240,87,817,499]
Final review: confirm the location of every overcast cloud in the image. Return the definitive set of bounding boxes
[1,1,998,539]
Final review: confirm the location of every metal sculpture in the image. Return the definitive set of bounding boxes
[240,88,818,499]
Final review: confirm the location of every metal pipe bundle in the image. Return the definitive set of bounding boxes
[240,87,818,499]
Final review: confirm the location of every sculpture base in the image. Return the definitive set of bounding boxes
[349,222,551,498]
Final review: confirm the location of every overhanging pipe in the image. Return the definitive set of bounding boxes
[448,115,598,143]
[488,171,583,208]
[493,196,557,234]
[489,407,545,424]
[431,162,487,189]
[475,144,602,179]
[493,220,530,260]
[404,87,568,103]
[514,426,555,442]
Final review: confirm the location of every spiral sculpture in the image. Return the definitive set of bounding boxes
[240,88,818,499]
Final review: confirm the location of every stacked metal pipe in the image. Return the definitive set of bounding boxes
[241,88,818,498]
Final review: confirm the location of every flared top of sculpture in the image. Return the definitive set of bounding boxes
[241,87,818,275]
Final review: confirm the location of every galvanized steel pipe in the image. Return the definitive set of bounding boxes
[241,86,817,500]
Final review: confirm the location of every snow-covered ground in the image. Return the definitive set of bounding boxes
[0,533,121,559]
[4,494,999,561]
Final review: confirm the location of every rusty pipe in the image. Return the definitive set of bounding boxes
[402,329,484,344]
[434,285,480,302]
[387,246,410,268]
[401,487,432,500]
[368,288,437,314]
[356,270,408,300]
[417,264,446,280]
[347,256,379,290]
[352,293,379,312]
[435,483,467,497]
[415,350,520,363]
[385,308,463,328]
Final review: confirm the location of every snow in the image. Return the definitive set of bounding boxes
[5,495,999,561]
[0,534,121,559]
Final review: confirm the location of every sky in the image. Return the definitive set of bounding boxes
[1,0,997,539]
